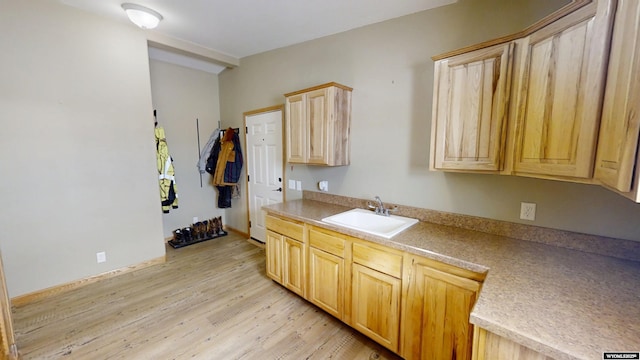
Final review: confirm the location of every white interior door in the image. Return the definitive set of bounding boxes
[245,108,283,243]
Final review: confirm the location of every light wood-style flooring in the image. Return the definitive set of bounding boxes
[12,233,402,359]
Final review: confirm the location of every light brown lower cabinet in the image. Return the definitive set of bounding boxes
[265,215,306,297]
[283,237,305,297]
[308,247,344,319]
[401,256,482,360]
[307,226,348,320]
[351,241,404,353]
[265,230,284,283]
[352,263,402,352]
[472,327,553,360]
[265,214,485,359]
[266,230,306,297]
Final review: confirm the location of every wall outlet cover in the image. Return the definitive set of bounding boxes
[96,251,106,263]
[520,202,536,221]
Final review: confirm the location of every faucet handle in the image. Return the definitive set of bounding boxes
[366,201,377,210]
[384,206,399,216]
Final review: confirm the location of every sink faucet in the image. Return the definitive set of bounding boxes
[374,196,385,214]
[368,196,395,216]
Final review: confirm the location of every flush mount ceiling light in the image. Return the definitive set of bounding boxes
[121,3,163,29]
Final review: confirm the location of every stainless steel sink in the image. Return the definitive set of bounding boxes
[321,208,418,239]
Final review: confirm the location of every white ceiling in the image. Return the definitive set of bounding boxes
[61,0,456,64]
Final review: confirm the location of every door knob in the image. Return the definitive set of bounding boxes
[272,187,282,192]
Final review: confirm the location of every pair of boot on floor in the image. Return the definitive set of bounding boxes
[173,216,223,243]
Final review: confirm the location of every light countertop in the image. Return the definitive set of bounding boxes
[264,199,640,360]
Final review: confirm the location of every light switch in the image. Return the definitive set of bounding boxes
[288,179,296,190]
[296,181,302,191]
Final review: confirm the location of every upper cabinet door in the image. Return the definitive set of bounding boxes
[286,93,306,163]
[513,0,616,179]
[594,0,640,193]
[306,88,330,165]
[430,42,514,172]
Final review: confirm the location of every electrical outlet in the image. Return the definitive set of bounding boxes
[296,181,302,191]
[520,202,536,221]
[288,179,296,190]
[193,216,198,223]
[96,251,106,263]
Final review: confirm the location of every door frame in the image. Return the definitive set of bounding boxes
[0,250,18,359]
[243,104,286,242]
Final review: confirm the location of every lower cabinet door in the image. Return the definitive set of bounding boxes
[403,262,480,360]
[283,237,305,297]
[265,230,283,283]
[351,263,401,352]
[308,247,344,319]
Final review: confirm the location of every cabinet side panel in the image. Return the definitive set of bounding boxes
[332,87,351,166]
[477,328,555,360]
[430,60,448,170]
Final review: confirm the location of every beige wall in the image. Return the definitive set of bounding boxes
[149,60,225,238]
[219,0,640,242]
[0,0,165,297]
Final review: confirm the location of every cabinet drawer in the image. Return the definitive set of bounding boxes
[309,227,346,257]
[266,215,304,241]
[353,242,402,278]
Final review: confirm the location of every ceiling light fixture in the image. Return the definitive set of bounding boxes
[121,3,163,29]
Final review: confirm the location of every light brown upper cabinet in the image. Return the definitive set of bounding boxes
[512,0,615,180]
[429,0,640,201]
[594,0,640,200]
[430,42,514,172]
[284,83,352,166]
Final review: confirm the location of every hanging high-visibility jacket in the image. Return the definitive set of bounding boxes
[155,126,179,213]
